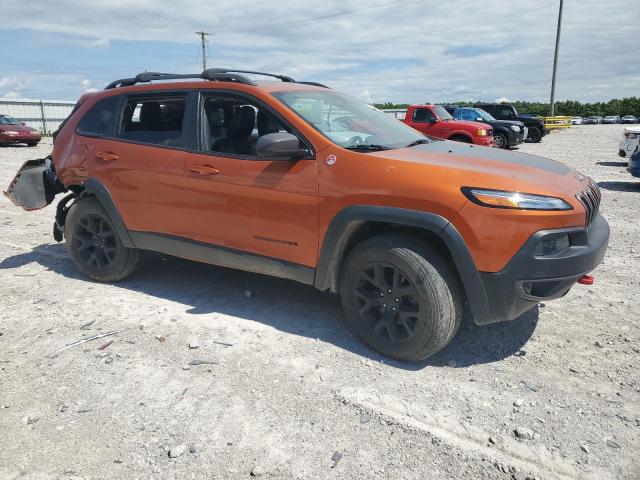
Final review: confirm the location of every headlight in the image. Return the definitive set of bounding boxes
[4,130,20,135]
[510,125,521,132]
[462,188,573,210]
[477,129,487,136]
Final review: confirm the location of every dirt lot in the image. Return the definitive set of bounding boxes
[0,126,638,480]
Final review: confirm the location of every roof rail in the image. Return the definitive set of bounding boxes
[104,69,330,90]
[105,71,256,90]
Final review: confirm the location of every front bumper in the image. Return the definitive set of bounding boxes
[474,214,610,324]
[473,136,494,147]
[507,130,525,147]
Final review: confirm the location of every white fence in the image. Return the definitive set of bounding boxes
[0,100,76,134]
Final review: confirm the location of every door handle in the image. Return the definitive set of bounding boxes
[190,165,220,175]
[96,151,119,162]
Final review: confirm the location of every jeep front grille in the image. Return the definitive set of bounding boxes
[576,181,601,227]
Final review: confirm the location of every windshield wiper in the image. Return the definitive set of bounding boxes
[344,144,390,151]
[404,139,431,148]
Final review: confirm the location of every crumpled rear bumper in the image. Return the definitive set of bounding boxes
[3,157,57,210]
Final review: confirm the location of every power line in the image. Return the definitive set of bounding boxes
[249,0,410,31]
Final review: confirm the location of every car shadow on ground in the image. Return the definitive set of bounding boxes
[597,180,640,192]
[0,243,538,370]
[596,161,628,167]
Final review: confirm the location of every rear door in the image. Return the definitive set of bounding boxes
[82,91,195,236]
[180,91,319,268]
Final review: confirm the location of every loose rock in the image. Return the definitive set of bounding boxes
[514,426,535,440]
[514,399,524,407]
[250,465,264,476]
[168,444,187,458]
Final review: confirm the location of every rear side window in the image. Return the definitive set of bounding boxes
[497,107,516,120]
[118,95,186,147]
[76,96,119,137]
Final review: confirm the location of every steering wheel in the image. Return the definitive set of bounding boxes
[346,136,364,147]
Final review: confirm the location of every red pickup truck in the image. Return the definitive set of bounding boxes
[402,104,494,146]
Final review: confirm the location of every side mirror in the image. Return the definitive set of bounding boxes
[429,118,438,124]
[256,132,309,159]
[21,121,26,125]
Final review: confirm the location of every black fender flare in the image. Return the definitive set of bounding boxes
[82,178,135,248]
[313,205,492,324]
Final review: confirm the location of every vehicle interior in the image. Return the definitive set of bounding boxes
[202,97,291,156]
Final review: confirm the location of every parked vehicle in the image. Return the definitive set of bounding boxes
[474,103,547,143]
[603,115,621,124]
[571,116,583,125]
[619,126,640,158]
[0,114,41,146]
[4,69,609,361]
[445,106,526,149]
[621,115,638,124]
[583,116,602,125]
[627,146,640,178]
[400,104,494,146]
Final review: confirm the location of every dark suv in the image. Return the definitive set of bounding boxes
[444,106,526,149]
[475,103,548,143]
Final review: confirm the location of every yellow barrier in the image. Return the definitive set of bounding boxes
[543,116,572,130]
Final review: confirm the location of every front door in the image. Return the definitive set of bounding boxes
[181,92,319,268]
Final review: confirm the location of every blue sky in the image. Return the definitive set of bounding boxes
[0,0,638,104]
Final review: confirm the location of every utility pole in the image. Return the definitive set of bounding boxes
[549,0,564,116]
[195,31,211,71]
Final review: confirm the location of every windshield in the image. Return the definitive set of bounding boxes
[273,90,429,149]
[473,108,496,122]
[432,105,453,120]
[0,115,20,125]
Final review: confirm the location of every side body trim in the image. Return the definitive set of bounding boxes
[130,231,315,285]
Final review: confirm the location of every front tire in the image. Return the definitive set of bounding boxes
[65,196,139,282]
[527,127,542,143]
[340,234,462,362]
[493,132,508,149]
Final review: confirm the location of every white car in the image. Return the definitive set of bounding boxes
[619,126,640,158]
[571,116,583,125]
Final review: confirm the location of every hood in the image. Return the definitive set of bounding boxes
[441,119,492,130]
[488,119,525,128]
[0,124,38,133]
[369,139,587,200]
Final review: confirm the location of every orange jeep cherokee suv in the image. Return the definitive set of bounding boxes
[5,69,609,361]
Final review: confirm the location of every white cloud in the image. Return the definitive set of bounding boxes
[1,0,638,102]
[2,91,21,99]
[495,96,511,104]
[80,79,92,89]
[357,89,373,104]
[87,37,110,48]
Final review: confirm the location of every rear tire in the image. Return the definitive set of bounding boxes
[493,132,508,149]
[65,196,139,282]
[340,234,463,362]
[527,127,542,143]
[27,141,39,147]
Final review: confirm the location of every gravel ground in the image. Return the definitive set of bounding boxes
[0,126,638,480]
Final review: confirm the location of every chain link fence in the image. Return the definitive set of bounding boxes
[0,100,76,135]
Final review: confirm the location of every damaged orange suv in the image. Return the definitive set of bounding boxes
[5,69,609,361]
